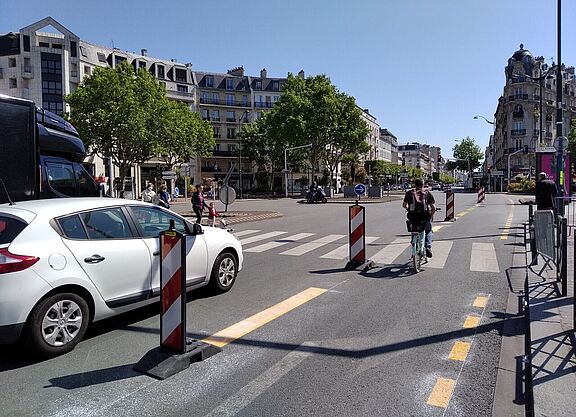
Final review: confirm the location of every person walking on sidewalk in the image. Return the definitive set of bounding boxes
[402,178,436,258]
[191,185,207,224]
[535,172,558,211]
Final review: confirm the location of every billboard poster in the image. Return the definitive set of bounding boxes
[537,152,571,195]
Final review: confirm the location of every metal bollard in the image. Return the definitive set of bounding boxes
[528,204,537,265]
[561,217,568,297]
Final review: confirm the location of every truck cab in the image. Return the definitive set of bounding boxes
[0,95,100,203]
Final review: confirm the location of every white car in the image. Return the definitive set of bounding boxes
[0,198,243,357]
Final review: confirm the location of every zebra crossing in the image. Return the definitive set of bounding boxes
[236,229,501,272]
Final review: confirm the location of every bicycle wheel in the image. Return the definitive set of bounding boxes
[411,232,422,272]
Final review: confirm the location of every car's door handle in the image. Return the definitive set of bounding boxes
[84,254,105,263]
[153,251,160,256]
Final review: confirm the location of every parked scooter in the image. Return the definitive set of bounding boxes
[306,187,327,204]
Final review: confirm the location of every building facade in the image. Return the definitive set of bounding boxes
[491,45,576,180]
[379,128,399,163]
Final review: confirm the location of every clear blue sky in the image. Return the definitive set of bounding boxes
[2,0,575,159]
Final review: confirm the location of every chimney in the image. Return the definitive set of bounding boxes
[141,49,148,56]
[260,68,267,79]
[227,66,244,77]
[298,69,305,79]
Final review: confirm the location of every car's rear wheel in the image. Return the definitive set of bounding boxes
[22,293,89,358]
[209,252,237,293]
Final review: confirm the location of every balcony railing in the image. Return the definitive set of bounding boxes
[169,90,194,98]
[200,97,251,107]
[254,102,274,108]
[511,129,527,136]
[212,150,237,157]
[508,94,529,101]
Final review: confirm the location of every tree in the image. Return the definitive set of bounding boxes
[567,119,576,161]
[451,137,483,172]
[66,62,168,191]
[156,100,213,171]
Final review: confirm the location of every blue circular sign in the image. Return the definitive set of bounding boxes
[354,183,366,195]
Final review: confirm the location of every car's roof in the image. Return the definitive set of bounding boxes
[0,198,152,221]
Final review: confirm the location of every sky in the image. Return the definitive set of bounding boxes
[2,0,575,159]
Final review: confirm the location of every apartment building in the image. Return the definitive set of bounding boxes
[379,128,398,163]
[398,142,432,177]
[491,44,576,179]
[359,108,381,161]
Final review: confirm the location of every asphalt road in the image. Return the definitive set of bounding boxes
[0,192,526,417]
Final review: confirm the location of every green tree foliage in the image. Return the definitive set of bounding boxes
[450,137,483,172]
[568,119,576,161]
[156,100,214,169]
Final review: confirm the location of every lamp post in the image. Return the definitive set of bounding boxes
[507,148,524,186]
[284,144,312,198]
[473,115,494,125]
[237,110,250,199]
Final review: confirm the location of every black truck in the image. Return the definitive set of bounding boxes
[0,94,100,204]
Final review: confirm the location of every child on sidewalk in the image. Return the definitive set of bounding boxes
[207,202,219,227]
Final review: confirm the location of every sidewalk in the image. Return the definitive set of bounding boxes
[493,217,576,416]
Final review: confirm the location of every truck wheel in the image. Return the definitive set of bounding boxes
[22,293,89,358]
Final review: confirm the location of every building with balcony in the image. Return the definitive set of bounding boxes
[359,108,381,161]
[398,142,432,177]
[379,128,398,163]
[491,44,576,180]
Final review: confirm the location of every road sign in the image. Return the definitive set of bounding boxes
[354,183,366,196]
[162,170,176,175]
[219,185,236,205]
[162,174,176,180]
[490,170,504,176]
[536,146,556,153]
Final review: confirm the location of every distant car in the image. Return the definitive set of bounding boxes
[0,198,243,357]
[431,183,441,191]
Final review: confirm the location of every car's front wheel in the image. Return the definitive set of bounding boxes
[22,293,89,358]
[209,252,237,293]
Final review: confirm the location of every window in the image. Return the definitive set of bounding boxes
[138,61,146,69]
[175,68,187,82]
[58,215,88,240]
[84,65,91,76]
[39,42,50,48]
[255,79,262,89]
[273,80,279,91]
[201,109,209,120]
[130,206,187,238]
[226,94,234,105]
[213,127,220,138]
[201,92,209,103]
[227,144,237,152]
[8,58,16,67]
[226,78,234,90]
[45,161,76,195]
[80,208,132,240]
[212,93,219,104]
[226,111,235,122]
[79,45,88,57]
[273,96,280,103]
[227,128,236,139]
[242,95,248,106]
[75,165,98,196]
[157,65,165,79]
[70,41,77,57]
[42,81,63,95]
[9,78,17,88]
[41,57,62,75]
[51,44,62,49]
[211,110,220,121]
[177,84,188,93]
[97,52,107,63]
[114,56,126,67]
[514,121,524,130]
[206,75,214,87]
[42,101,64,114]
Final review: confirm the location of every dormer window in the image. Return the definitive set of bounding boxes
[255,79,262,89]
[226,78,234,90]
[273,80,279,91]
[206,75,214,87]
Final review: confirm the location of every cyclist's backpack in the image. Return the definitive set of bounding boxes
[410,189,429,214]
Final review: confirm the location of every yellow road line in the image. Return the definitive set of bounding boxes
[202,287,327,348]
[500,203,515,240]
[463,315,481,328]
[427,377,456,408]
[432,225,445,232]
[448,341,471,361]
[456,211,468,217]
[473,296,489,308]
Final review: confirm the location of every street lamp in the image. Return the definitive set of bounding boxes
[473,115,494,125]
[237,110,251,199]
[284,144,312,198]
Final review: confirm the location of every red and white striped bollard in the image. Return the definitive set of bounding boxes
[444,191,455,221]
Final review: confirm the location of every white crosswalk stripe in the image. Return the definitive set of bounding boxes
[470,242,500,272]
[241,231,287,246]
[424,241,453,269]
[320,236,379,260]
[234,230,261,237]
[371,237,411,264]
[244,233,316,253]
[280,234,345,256]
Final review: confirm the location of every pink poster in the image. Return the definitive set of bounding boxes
[538,152,571,194]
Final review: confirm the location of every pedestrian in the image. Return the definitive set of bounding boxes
[403,178,436,258]
[191,185,207,224]
[207,202,220,227]
[158,185,170,209]
[535,172,558,210]
[142,183,155,203]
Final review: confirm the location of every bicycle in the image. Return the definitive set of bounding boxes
[407,220,427,272]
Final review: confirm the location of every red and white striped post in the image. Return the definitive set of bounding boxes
[349,203,366,265]
[444,191,455,221]
[477,186,485,203]
[160,228,186,354]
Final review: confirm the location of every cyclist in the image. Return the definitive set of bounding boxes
[402,178,436,258]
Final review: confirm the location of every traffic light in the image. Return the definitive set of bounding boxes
[523,145,529,154]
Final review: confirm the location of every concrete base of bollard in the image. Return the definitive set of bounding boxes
[134,338,221,380]
[345,259,375,271]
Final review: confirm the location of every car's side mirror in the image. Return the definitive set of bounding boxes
[192,223,204,235]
